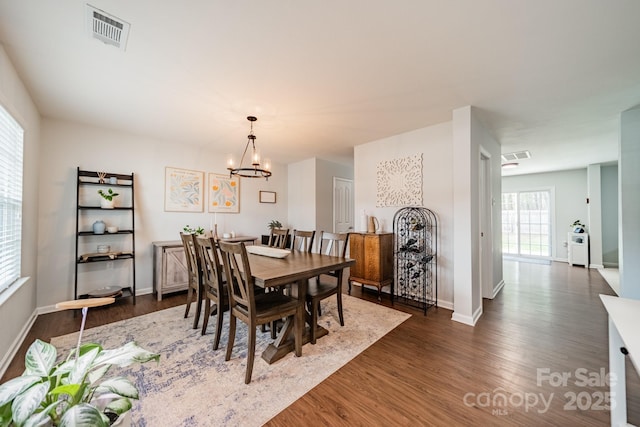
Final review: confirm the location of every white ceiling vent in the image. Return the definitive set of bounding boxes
[86,4,130,51]
[501,150,531,162]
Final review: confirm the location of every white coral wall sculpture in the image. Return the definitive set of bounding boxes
[376,154,423,207]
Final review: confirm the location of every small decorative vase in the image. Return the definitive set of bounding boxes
[93,220,106,234]
[101,198,115,209]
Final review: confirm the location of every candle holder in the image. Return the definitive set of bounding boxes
[213,224,219,240]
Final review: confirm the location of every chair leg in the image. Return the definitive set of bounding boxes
[348,279,352,295]
[184,284,194,318]
[201,298,211,335]
[192,285,203,329]
[245,324,257,384]
[213,304,223,350]
[336,291,344,326]
[225,314,236,361]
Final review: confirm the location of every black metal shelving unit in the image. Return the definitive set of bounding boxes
[74,167,136,303]
[392,207,437,315]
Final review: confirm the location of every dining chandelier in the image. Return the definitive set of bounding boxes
[226,116,272,179]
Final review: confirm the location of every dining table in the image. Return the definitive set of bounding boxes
[245,246,355,364]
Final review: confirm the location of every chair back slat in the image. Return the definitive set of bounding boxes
[268,228,290,249]
[292,229,315,253]
[318,231,349,257]
[195,236,224,296]
[219,241,254,312]
[180,232,201,280]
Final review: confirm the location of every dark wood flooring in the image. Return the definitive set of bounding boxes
[3,260,639,426]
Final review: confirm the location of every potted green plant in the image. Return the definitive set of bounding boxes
[571,219,586,233]
[267,220,282,231]
[183,225,204,235]
[0,298,159,427]
[0,339,159,426]
[98,189,119,209]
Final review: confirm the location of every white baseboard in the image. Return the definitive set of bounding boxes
[137,286,153,296]
[0,308,38,380]
[589,263,604,269]
[437,299,453,311]
[452,305,482,326]
[603,262,619,268]
[491,280,505,299]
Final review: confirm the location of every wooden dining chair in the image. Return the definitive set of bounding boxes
[291,229,315,253]
[218,241,303,384]
[195,236,228,349]
[180,232,204,330]
[306,231,350,344]
[268,228,290,249]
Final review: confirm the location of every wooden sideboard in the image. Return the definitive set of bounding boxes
[152,240,189,301]
[348,232,394,301]
[152,236,257,301]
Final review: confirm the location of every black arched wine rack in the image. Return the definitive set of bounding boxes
[393,207,437,314]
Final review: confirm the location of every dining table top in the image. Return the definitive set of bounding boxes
[247,250,354,289]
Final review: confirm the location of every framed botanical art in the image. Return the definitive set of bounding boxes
[209,173,240,213]
[259,191,276,203]
[164,167,204,212]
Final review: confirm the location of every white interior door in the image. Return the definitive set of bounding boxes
[333,177,353,233]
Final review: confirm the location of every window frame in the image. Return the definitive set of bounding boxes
[0,101,25,296]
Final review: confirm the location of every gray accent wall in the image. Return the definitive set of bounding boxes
[601,164,619,266]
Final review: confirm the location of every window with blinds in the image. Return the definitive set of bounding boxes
[0,104,24,294]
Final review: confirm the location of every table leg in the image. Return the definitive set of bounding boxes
[261,278,329,364]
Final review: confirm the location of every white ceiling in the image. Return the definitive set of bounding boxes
[1,0,639,176]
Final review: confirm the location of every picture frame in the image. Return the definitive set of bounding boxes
[259,191,276,204]
[209,173,240,213]
[164,167,204,212]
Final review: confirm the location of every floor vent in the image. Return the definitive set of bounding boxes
[86,4,130,51]
[501,150,531,162]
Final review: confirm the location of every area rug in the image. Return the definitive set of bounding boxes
[51,295,410,426]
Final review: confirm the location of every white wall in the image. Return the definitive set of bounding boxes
[287,158,354,235]
[0,45,41,375]
[287,158,316,231]
[354,121,455,308]
[315,158,353,234]
[37,118,288,308]
[619,106,640,299]
[601,164,618,266]
[587,165,603,268]
[451,106,503,325]
[474,110,503,300]
[502,169,588,261]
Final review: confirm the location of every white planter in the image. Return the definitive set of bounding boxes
[101,198,115,209]
[112,411,131,427]
[95,394,132,427]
